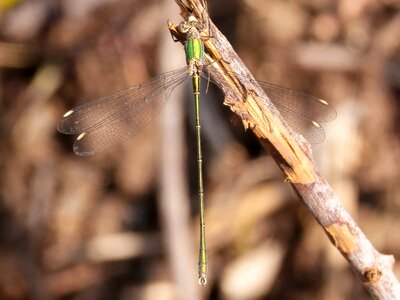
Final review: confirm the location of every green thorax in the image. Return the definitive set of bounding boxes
[185,37,204,64]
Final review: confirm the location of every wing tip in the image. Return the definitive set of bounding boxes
[57,110,75,133]
[63,109,74,117]
[318,98,329,106]
[311,120,321,128]
[76,132,86,141]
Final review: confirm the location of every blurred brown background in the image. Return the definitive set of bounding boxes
[0,0,399,299]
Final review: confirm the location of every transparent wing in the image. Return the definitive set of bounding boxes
[58,66,189,155]
[254,80,336,143]
[201,67,336,144]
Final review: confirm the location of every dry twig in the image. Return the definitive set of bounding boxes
[168,0,400,299]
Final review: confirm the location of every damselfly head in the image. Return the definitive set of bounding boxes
[178,14,207,36]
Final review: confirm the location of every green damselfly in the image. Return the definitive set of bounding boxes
[58,15,336,286]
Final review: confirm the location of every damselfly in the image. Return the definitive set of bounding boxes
[58,15,336,286]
